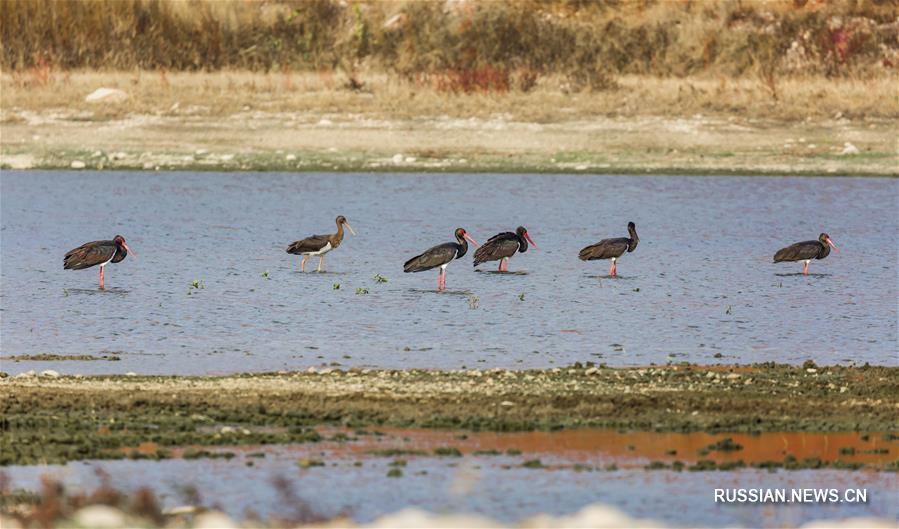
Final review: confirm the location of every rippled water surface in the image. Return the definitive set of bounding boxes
[1,171,896,374]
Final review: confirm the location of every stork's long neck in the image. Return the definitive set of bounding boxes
[516,232,528,253]
[818,241,830,259]
[334,221,344,243]
[455,236,468,259]
[627,226,639,252]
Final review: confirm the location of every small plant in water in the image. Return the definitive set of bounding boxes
[373,274,388,283]
[518,293,525,301]
[262,270,270,279]
[725,305,732,315]
[355,287,369,295]
[187,279,206,294]
[467,294,479,309]
[332,282,340,290]
[63,288,69,297]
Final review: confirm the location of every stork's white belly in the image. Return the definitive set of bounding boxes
[302,242,332,256]
[100,248,117,267]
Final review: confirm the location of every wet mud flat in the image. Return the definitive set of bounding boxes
[2,363,897,466]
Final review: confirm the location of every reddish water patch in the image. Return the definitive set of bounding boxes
[315,428,896,466]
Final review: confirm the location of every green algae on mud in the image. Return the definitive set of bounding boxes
[1,363,897,466]
[5,147,898,177]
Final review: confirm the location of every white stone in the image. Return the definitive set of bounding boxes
[404,156,417,163]
[40,370,60,378]
[70,160,86,169]
[370,508,500,528]
[500,401,514,407]
[383,13,406,30]
[15,370,36,378]
[392,153,405,164]
[73,505,127,528]
[125,371,137,376]
[0,154,35,169]
[220,426,235,434]
[285,154,297,161]
[536,503,664,528]
[317,118,333,126]
[84,87,128,103]
[840,142,860,155]
[585,367,599,375]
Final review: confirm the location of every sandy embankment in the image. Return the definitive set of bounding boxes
[1,73,896,176]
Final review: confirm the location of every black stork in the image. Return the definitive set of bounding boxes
[404,228,479,291]
[774,233,839,275]
[473,226,537,272]
[63,235,136,289]
[286,215,356,272]
[578,221,639,277]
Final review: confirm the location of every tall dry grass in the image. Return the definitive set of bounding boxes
[1,0,897,89]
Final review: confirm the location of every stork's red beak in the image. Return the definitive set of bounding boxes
[524,232,537,249]
[464,234,480,248]
[826,238,839,252]
[122,242,137,259]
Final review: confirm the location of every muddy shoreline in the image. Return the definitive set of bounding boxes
[2,111,897,177]
[2,363,897,466]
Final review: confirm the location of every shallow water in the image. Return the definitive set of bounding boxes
[1,171,896,375]
[4,428,897,527]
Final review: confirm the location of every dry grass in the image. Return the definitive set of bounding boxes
[2,0,897,79]
[2,70,898,122]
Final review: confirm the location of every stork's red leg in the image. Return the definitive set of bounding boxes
[498,260,503,272]
[99,266,105,289]
[803,260,809,275]
[301,256,307,272]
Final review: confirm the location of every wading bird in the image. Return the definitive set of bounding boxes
[578,222,639,277]
[404,228,479,291]
[63,235,136,289]
[773,233,838,275]
[473,226,537,272]
[286,215,356,272]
